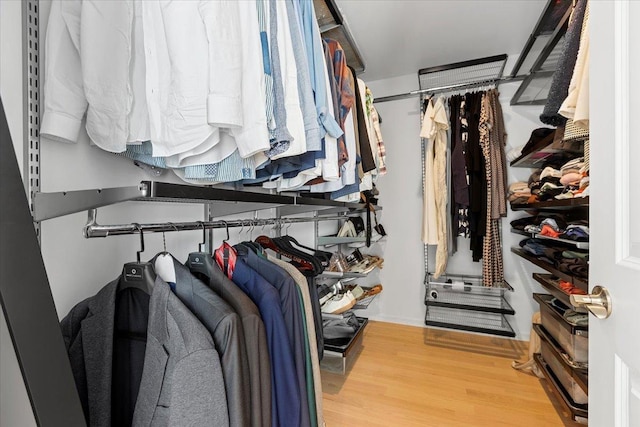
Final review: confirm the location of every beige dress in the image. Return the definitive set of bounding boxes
[420,99,438,245]
[479,90,507,287]
[420,97,450,277]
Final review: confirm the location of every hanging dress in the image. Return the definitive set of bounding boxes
[420,97,450,277]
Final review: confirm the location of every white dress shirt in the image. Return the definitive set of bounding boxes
[269,0,307,160]
[42,0,244,157]
[164,0,270,168]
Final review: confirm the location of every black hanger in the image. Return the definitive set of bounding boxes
[238,241,263,254]
[277,234,332,266]
[255,235,316,273]
[119,224,156,294]
[265,235,324,275]
[186,221,216,281]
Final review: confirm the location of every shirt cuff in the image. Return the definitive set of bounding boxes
[207,94,243,128]
[320,113,344,139]
[41,111,82,143]
[233,124,270,158]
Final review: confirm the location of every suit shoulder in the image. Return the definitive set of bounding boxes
[166,291,217,354]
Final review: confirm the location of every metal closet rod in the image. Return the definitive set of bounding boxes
[373,76,524,104]
[83,208,355,238]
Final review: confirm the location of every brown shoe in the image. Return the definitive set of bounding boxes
[362,284,383,298]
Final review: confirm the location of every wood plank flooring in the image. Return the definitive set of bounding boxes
[321,321,578,427]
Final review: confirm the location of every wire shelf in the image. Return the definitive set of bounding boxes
[533,234,589,250]
[317,236,367,246]
[427,273,513,293]
[425,282,515,315]
[353,288,379,310]
[418,55,507,92]
[317,271,367,279]
[425,306,515,338]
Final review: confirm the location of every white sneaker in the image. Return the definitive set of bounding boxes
[348,228,383,248]
[337,220,357,238]
[321,291,356,314]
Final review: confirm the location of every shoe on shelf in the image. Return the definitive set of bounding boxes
[321,291,356,314]
[337,220,357,238]
[345,284,365,300]
[361,284,383,298]
[349,255,384,274]
[317,284,334,306]
[348,228,384,248]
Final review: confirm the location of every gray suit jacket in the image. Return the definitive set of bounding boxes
[61,276,229,426]
[187,254,272,427]
[152,254,250,427]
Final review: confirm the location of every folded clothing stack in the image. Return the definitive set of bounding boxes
[508,181,532,204]
[559,224,590,242]
[510,152,589,206]
[519,238,589,279]
[322,311,361,340]
[511,213,568,233]
[512,215,589,243]
[542,276,588,297]
[555,156,590,200]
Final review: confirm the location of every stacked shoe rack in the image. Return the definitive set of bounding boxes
[510,132,589,424]
[315,218,383,374]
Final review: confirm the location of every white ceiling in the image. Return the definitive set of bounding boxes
[335,0,548,82]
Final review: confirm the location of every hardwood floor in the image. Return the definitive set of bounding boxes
[321,321,578,427]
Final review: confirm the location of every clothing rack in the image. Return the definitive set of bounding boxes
[417,54,509,279]
[83,208,359,238]
[375,77,521,104]
[415,56,515,337]
[4,0,372,424]
[374,54,522,104]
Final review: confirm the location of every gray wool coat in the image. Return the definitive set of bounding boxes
[60,276,229,426]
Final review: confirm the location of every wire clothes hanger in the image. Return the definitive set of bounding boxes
[221,220,230,244]
[160,222,179,255]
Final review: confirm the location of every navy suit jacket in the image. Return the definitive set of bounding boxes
[230,257,301,427]
[236,246,311,427]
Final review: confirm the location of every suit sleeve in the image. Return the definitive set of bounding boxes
[198,0,243,129]
[215,316,251,427]
[41,0,87,143]
[170,349,230,427]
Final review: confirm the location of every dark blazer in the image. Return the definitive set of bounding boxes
[60,276,229,426]
[236,246,312,427]
[228,257,301,427]
[186,254,272,427]
[152,254,250,427]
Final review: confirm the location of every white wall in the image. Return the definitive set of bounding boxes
[362,66,551,339]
